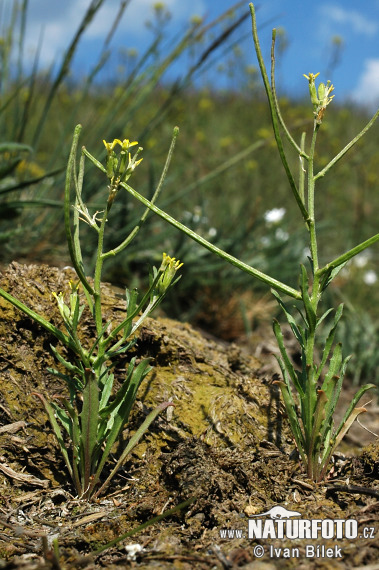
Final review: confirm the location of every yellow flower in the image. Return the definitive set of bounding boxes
[303,72,320,82]
[102,137,143,185]
[303,72,320,109]
[103,139,138,153]
[157,253,183,294]
[161,252,183,271]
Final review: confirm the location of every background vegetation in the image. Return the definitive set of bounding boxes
[1,1,378,389]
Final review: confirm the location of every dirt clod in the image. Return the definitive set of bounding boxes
[0,263,378,569]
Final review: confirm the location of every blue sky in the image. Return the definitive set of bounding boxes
[5,0,379,108]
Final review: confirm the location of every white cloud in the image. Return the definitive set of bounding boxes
[320,4,378,37]
[352,59,379,107]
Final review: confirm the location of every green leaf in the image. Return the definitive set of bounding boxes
[308,389,328,459]
[273,380,306,463]
[0,142,33,154]
[300,265,316,331]
[91,358,152,492]
[318,354,352,446]
[51,401,72,437]
[318,402,372,481]
[320,343,343,395]
[315,304,344,382]
[316,307,334,328]
[93,401,173,499]
[80,368,99,489]
[88,321,109,358]
[98,358,136,420]
[46,366,83,396]
[271,289,304,346]
[33,392,73,481]
[98,370,115,411]
[319,262,347,293]
[273,319,305,397]
[50,344,84,377]
[334,383,376,440]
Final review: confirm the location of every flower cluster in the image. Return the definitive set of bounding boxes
[157,253,183,294]
[303,72,334,124]
[103,138,143,188]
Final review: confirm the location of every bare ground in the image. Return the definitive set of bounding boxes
[0,262,378,569]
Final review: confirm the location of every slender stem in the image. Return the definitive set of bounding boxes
[305,121,322,478]
[307,124,320,274]
[103,127,179,259]
[270,30,308,159]
[299,132,306,204]
[121,181,301,300]
[249,3,310,225]
[65,125,94,295]
[314,108,379,181]
[317,232,379,277]
[93,198,112,337]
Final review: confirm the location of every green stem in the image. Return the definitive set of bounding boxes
[249,3,310,224]
[64,125,94,296]
[307,124,320,275]
[103,127,179,260]
[317,232,379,277]
[270,30,307,159]
[299,132,306,203]
[314,108,379,181]
[121,181,301,300]
[93,199,112,337]
[305,122,322,478]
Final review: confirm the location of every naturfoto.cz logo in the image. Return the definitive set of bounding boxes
[248,517,357,540]
[248,506,357,540]
[219,505,375,560]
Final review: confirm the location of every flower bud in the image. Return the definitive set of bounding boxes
[303,73,335,123]
[102,138,142,186]
[317,82,326,101]
[156,253,183,295]
[303,72,320,110]
[52,291,71,322]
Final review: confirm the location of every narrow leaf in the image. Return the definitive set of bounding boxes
[273,319,304,397]
[319,262,347,293]
[320,343,343,396]
[91,359,152,493]
[273,380,306,463]
[315,304,344,381]
[334,383,376,440]
[93,401,173,499]
[319,406,369,481]
[33,392,73,480]
[271,289,304,345]
[300,265,316,330]
[80,368,99,490]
